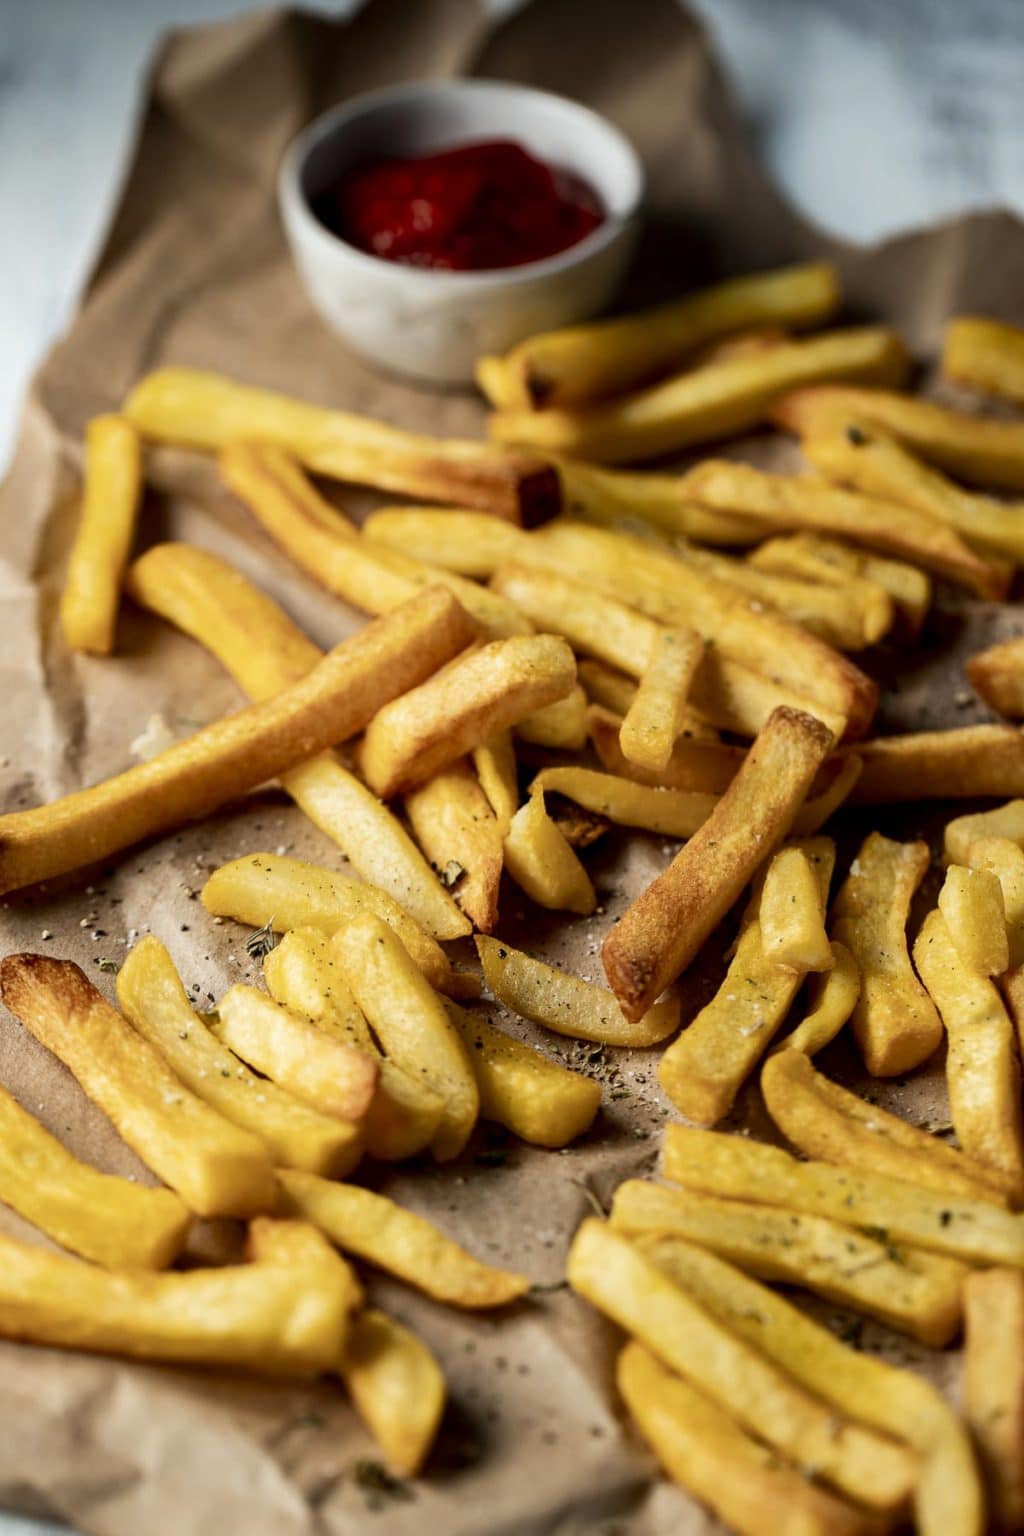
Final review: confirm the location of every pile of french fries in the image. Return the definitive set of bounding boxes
[6,265,1024,1527]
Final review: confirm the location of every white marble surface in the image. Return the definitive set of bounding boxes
[1,1,1023,1532]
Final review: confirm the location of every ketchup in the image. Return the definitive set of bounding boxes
[315,140,605,271]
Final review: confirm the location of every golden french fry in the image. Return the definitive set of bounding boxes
[515,684,589,751]
[358,633,575,797]
[331,913,478,1160]
[759,842,834,971]
[762,1046,1015,1205]
[342,1308,446,1478]
[750,532,931,639]
[404,759,503,933]
[502,793,596,915]
[610,1179,963,1346]
[779,942,860,1054]
[471,730,519,833]
[60,414,141,654]
[445,1001,600,1148]
[579,659,638,717]
[590,702,746,792]
[474,352,523,409]
[530,766,716,839]
[556,456,762,545]
[605,708,833,1022]
[364,506,527,576]
[944,315,1024,406]
[619,627,704,771]
[832,831,942,1075]
[125,367,561,523]
[852,724,1024,804]
[277,1171,528,1306]
[0,954,275,1219]
[117,937,363,1176]
[938,864,1008,975]
[0,586,472,897]
[964,836,1024,969]
[617,1341,879,1536]
[245,1213,362,1307]
[963,1268,1024,1529]
[566,1219,915,1510]
[689,325,791,367]
[968,637,1024,719]
[947,800,1024,863]
[476,934,678,1048]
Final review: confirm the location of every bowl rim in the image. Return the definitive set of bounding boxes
[278,76,645,289]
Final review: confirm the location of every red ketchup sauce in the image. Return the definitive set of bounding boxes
[314,139,605,271]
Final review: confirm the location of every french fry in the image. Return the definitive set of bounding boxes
[471,730,519,833]
[128,542,470,941]
[476,934,678,1048]
[969,637,1024,719]
[750,532,931,639]
[0,954,275,1219]
[616,1341,880,1536]
[530,766,716,839]
[779,942,860,1054]
[762,1046,1016,1205]
[663,1124,1024,1266]
[124,367,561,523]
[404,759,504,932]
[515,684,589,751]
[589,702,747,792]
[610,1179,964,1346]
[938,864,1008,975]
[358,633,576,797]
[117,936,363,1177]
[964,836,1024,969]
[963,1268,1024,1529]
[566,1219,915,1510]
[914,909,1024,1199]
[851,724,1024,804]
[331,913,478,1160]
[604,708,833,1022]
[474,353,523,409]
[619,627,704,771]
[946,800,1024,863]
[689,325,790,368]
[363,506,527,576]
[831,832,942,1075]
[59,414,141,654]
[502,793,596,915]
[445,1001,601,1148]
[489,327,908,463]
[577,659,640,722]
[277,1171,529,1306]
[341,1308,446,1478]
[759,841,835,971]
[245,1212,362,1308]
[944,315,1024,406]
[487,262,843,408]
[683,458,1007,597]
[555,456,762,545]
[0,585,473,896]
[0,1080,189,1269]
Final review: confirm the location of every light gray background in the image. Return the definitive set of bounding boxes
[1,0,1023,1532]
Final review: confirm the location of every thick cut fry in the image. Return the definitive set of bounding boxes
[502,794,596,915]
[125,367,561,523]
[750,532,931,638]
[780,943,861,1054]
[277,1171,528,1306]
[605,708,832,1022]
[610,1179,963,1346]
[914,909,1024,1199]
[445,1001,600,1148]
[663,1125,1024,1267]
[530,766,716,839]
[342,1309,446,1479]
[944,315,1024,406]
[515,684,588,751]
[832,832,942,1075]
[759,842,834,971]
[947,800,1024,864]
[364,506,527,576]
[244,1213,362,1313]
[579,659,638,717]
[963,1268,1024,1529]
[633,1232,982,1536]
[358,634,575,797]
[938,864,1009,976]
[476,935,678,1048]
[60,414,141,654]
[969,637,1024,719]
[762,1046,1015,1205]
[617,1342,879,1536]
[566,1219,915,1510]
[128,542,470,941]
[331,914,478,1160]
[852,725,1024,804]
[0,955,275,1219]
[619,627,704,771]
[117,937,363,1176]
[965,836,1024,970]
[489,262,842,408]
[472,730,519,833]
[590,703,745,792]
[404,760,503,932]
[0,1081,189,1270]
[555,457,762,545]
[683,459,1006,596]
[0,586,473,896]
[490,327,908,463]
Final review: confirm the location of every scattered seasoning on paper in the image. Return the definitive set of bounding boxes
[244,918,278,962]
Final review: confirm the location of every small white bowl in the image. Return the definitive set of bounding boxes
[278,79,644,386]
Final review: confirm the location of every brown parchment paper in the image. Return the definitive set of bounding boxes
[3,1,1024,1531]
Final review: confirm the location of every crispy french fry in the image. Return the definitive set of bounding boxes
[555,457,762,545]
[331,913,478,1160]
[759,841,835,971]
[947,800,1024,863]
[619,627,704,771]
[762,1046,1016,1205]
[944,315,1024,406]
[445,1001,600,1148]
[474,352,523,409]
[502,793,596,915]
[358,633,575,797]
[963,1268,1024,1529]
[590,702,746,792]
[245,1212,362,1305]
[579,659,638,717]
[128,542,470,941]
[689,325,790,367]
[125,367,561,523]
[515,684,589,751]
[0,586,472,897]
[0,954,275,1219]
[117,937,363,1176]
[60,414,141,655]
[964,836,1024,969]
[277,1171,529,1306]
[779,942,860,1054]
[750,532,931,638]
[0,1080,189,1269]
[530,766,716,838]
[476,934,678,1048]
[938,864,1008,975]
[610,1179,963,1346]
[471,730,519,833]
[832,832,942,1075]
[851,725,1024,805]
[605,708,833,1022]
[566,1219,915,1510]
[969,637,1024,719]
[342,1308,446,1478]
[404,759,503,932]
[617,1341,879,1536]
[364,506,527,576]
